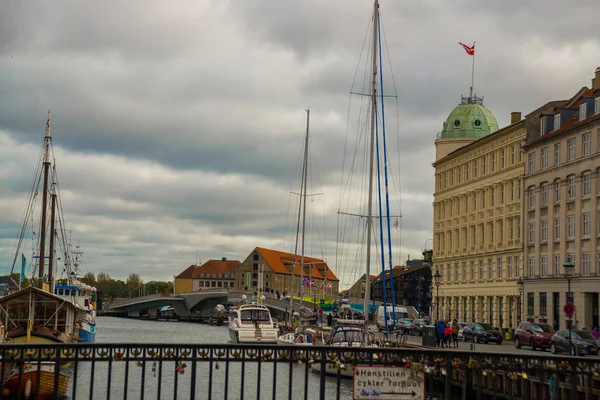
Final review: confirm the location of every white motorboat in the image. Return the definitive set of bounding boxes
[228,304,279,343]
[277,326,319,346]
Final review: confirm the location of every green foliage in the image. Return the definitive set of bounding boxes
[73,272,172,299]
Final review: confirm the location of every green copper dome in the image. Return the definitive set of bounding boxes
[440,96,499,139]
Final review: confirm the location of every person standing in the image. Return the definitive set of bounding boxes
[451,319,460,348]
[435,319,446,347]
[592,326,600,339]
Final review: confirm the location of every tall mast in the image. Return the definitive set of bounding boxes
[364,0,378,320]
[38,110,52,289]
[48,165,57,293]
[299,109,310,309]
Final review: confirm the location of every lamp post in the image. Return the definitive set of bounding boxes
[516,277,523,325]
[563,260,574,355]
[434,269,441,321]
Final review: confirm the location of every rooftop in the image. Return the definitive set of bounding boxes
[438,95,499,140]
[255,247,339,281]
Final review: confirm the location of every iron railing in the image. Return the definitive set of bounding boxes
[0,343,598,400]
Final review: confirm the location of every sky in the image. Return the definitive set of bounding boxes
[1,0,599,289]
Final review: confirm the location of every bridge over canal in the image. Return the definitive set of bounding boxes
[108,289,349,320]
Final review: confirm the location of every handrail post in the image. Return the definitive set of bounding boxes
[319,346,327,400]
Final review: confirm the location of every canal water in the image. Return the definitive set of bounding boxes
[69,317,354,400]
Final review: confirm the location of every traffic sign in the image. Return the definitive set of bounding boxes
[416,301,423,308]
[563,303,575,317]
[430,303,436,309]
[320,299,325,305]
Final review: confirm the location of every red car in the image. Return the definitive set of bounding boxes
[514,322,555,350]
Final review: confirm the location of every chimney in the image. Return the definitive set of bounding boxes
[222,257,227,262]
[511,112,522,124]
[593,66,600,90]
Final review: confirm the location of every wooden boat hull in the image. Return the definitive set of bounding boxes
[3,363,69,399]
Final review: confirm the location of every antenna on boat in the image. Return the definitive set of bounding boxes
[38,110,52,290]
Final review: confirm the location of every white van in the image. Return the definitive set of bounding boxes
[376,305,409,331]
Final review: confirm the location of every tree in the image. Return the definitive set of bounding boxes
[95,272,112,296]
[126,273,142,298]
[80,272,96,286]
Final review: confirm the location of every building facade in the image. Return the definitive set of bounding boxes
[234,247,339,296]
[371,263,432,317]
[343,273,376,299]
[522,69,600,331]
[433,93,527,329]
[174,258,240,294]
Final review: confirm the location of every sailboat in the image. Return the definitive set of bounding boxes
[313,1,400,375]
[0,111,85,398]
[278,110,328,345]
[335,0,402,336]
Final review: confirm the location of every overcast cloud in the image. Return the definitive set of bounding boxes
[1,0,598,288]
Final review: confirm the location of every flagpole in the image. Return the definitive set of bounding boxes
[470,41,476,99]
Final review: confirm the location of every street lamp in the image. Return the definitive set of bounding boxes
[434,269,441,321]
[516,277,524,324]
[563,260,575,355]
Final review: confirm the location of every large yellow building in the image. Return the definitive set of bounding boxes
[433,94,562,330]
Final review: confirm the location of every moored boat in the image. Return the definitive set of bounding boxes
[228,304,278,343]
[1,111,81,398]
[0,286,78,399]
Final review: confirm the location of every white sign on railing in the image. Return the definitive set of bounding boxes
[353,366,424,400]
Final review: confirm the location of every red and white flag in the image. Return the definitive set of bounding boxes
[458,42,475,56]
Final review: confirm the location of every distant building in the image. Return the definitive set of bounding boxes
[371,253,433,316]
[234,247,339,295]
[174,257,240,294]
[522,68,600,331]
[344,273,377,299]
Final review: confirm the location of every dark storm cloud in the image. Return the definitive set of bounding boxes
[0,0,598,284]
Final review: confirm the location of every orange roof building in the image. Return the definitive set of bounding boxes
[234,247,339,295]
[174,257,241,294]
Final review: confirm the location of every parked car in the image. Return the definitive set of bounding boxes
[409,319,431,336]
[514,322,555,351]
[462,322,503,344]
[550,330,599,356]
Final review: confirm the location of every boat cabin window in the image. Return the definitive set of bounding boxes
[332,329,362,344]
[240,309,270,322]
[59,289,64,295]
[72,289,77,296]
[85,299,89,307]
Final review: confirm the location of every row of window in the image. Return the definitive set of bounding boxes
[528,129,600,174]
[527,292,574,316]
[437,142,523,190]
[436,256,520,283]
[435,179,522,220]
[528,212,600,244]
[527,291,574,317]
[436,217,521,252]
[198,280,235,288]
[527,251,600,278]
[527,169,600,209]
